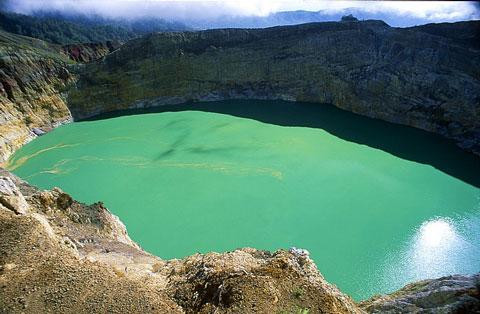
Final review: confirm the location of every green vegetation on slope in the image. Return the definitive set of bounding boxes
[0,11,134,44]
[0,11,189,45]
[0,28,67,61]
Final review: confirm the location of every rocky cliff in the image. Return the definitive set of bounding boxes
[61,40,122,63]
[1,169,478,313]
[0,30,123,163]
[0,30,75,163]
[68,20,480,155]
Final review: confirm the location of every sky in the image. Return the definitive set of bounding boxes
[2,0,480,24]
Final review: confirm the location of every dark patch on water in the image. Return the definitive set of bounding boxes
[156,148,176,159]
[188,145,249,156]
[82,100,480,188]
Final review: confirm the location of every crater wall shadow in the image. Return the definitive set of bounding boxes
[83,100,480,188]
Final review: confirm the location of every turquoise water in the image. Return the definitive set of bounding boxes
[7,104,480,300]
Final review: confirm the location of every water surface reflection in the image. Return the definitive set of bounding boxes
[384,214,480,292]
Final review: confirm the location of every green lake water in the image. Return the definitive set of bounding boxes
[7,101,480,300]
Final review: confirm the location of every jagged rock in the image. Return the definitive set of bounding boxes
[0,30,75,163]
[0,176,28,214]
[31,127,45,136]
[165,248,361,313]
[61,40,122,63]
[360,274,480,313]
[52,187,73,210]
[289,246,310,257]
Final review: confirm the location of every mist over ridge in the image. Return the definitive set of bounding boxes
[1,0,479,29]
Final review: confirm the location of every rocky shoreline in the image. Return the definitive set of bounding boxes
[1,169,479,313]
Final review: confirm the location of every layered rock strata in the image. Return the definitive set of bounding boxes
[61,40,122,63]
[360,274,480,313]
[68,20,480,155]
[0,30,121,163]
[0,30,74,163]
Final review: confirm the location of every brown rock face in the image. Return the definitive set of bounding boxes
[61,41,122,63]
[0,30,74,163]
[0,176,28,214]
[360,274,480,313]
[165,248,361,313]
[68,20,480,155]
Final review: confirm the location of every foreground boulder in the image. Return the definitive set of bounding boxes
[360,274,480,313]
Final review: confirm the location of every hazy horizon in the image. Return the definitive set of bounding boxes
[1,0,479,28]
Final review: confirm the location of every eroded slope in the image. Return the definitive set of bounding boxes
[0,30,75,162]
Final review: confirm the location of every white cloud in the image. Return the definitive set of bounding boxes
[4,0,479,22]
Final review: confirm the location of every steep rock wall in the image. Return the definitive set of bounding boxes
[0,31,74,163]
[61,40,122,63]
[68,20,480,155]
[0,31,122,163]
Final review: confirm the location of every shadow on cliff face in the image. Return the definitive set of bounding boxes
[83,99,480,188]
